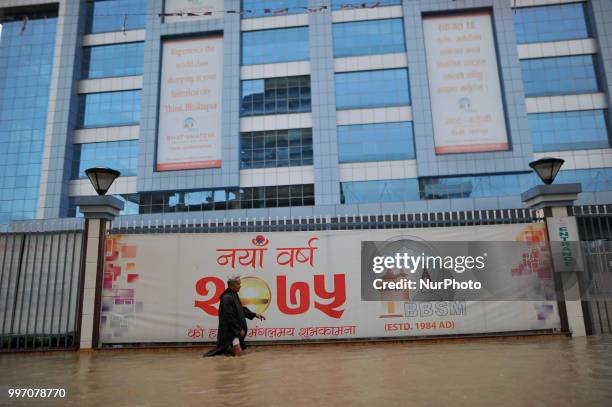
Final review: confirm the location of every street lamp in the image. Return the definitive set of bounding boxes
[529,157,564,185]
[85,167,121,196]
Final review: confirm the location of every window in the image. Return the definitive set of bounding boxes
[86,0,147,34]
[78,90,141,128]
[75,184,316,215]
[241,128,313,169]
[333,19,405,57]
[337,122,415,163]
[419,169,612,200]
[72,140,138,179]
[0,16,57,225]
[82,42,144,79]
[331,0,401,10]
[241,27,309,65]
[242,0,306,18]
[241,76,311,116]
[514,3,590,44]
[521,55,600,97]
[419,173,531,200]
[336,69,410,110]
[529,110,610,152]
[340,179,419,204]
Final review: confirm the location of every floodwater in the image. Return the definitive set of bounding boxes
[1,336,612,406]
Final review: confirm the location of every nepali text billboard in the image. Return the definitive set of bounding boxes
[101,224,560,344]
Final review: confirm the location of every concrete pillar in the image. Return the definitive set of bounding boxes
[74,196,123,349]
[79,219,105,349]
[522,183,589,337]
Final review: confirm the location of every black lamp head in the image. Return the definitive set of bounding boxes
[84,167,121,196]
[528,157,564,185]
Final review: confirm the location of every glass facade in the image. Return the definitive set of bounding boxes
[86,0,147,34]
[82,42,144,79]
[2,0,612,226]
[240,128,313,169]
[333,19,406,57]
[72,184,316,215]
[0,16,57,225]
[242,1,306,18]
[514,3,590,44]
[420,169,612,200]
[72,140,138,179]
[78,90,141,128]
[337,122,415,163]
[336,69,410,110]
[341,179,420,204]
[529,110,610,152]
[241,76,311,116]
[331,0,401,10]
[521,55,600,97]
[241,27,309,65]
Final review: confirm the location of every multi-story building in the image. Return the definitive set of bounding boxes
[1,0,611,228]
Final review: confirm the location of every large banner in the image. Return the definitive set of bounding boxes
[101,224,560,344]
[157,36,223,171]
[423,11,509,154]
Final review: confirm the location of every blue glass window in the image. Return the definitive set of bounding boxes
[419,169,612,200]
[514,3,590,44]
[241,27,309,65]
[338,122,415,163]
[241,76,311,116]
[333,19,405,57]
[341,179,419,204]
[86,0,147,34]
[529,110,610,152]
[82,42,144,79]
[70,184,315,215]
[242,1,306,18]
[331,0,401,10]
[241,128,313,169]
[336,69,410,109]
[78,90,141,128]
[554,168,612,192]
[521,55,600,97]
[420,173,533,200]
[72,140,138,179]
[0,16,57,226]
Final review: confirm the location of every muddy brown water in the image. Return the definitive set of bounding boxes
[1,336,612,406]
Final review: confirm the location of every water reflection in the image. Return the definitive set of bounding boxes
[1,337,611,406]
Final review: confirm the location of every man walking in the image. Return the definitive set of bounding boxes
[204,275,266,357]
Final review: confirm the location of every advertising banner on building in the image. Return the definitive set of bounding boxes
[423,11,509,154]
[164,0,223,23]
[101,224,560,344]
[156,36,223,171]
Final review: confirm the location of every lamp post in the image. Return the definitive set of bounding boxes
[74,168,124,350]
[521,158,590,336]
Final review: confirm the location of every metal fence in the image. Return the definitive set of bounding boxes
[110,208,542,234]
[0,230,84,352]
[574,205,612,335]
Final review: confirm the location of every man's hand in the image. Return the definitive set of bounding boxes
[239,329,245,337]
[255,313,266,321]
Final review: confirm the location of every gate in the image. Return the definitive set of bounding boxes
[0,228,84,352]
[574,205,612,335]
